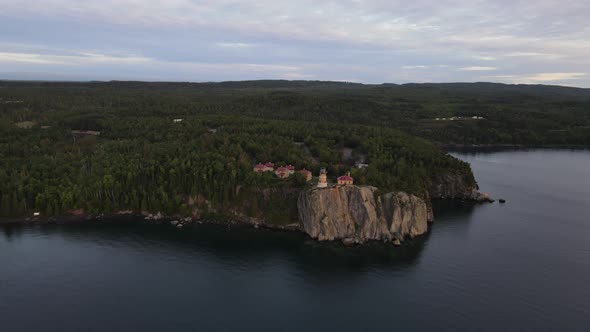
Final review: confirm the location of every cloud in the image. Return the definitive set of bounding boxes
[0,52,68,65]
[0,0,589,86]
[524,72,586,82]
[0,50,311,81]
[484,73,587,84]
[402,65,430,69]
[402,65,449,70]
[459,66,497,71]
[472,56,496,61]
[0,51,151,65]
[216,42,254,49]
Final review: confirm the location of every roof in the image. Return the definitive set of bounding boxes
[286,165,295,170]
[300,168,312,174]
[275,166,288,172]
[265,162,274,167]
[254,163,265,169]
[338,175,354,181]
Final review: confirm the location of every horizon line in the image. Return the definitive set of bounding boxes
[1,78,587,90]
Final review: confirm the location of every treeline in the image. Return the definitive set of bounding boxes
[8,79,585,219]
[1,80,589,145]
[0,108,471,220]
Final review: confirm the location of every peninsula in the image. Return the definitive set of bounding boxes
[7,80,572,245]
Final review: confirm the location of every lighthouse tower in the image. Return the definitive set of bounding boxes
[317,168,328,188]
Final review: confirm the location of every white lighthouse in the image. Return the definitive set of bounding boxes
[317,168,328,188]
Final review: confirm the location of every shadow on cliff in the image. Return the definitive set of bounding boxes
[1,218,436,279]
[431,199,477,221]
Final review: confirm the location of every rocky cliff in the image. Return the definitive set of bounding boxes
[297,186,428,244]
[429,173,492,202]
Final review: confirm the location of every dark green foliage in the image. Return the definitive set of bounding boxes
[8,80,575,219]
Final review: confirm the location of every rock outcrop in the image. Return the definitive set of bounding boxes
[429,173,493,202]
[297,186,428,244]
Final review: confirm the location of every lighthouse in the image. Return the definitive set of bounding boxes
[317,168,328,188]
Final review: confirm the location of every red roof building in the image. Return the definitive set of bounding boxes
[337,172,354,185]
[299,168,312,182]
[254,162,274,173]
[263,162,274,172]
[275,166,291,179]
[254,163,266,172]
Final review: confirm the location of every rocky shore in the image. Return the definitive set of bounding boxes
[2,175,493,246]
[430,173,494,202]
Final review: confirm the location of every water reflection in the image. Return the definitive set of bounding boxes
[3,150,590,332]
[432,200,477,220]
[1,220,433,276]
[1,194,481,284]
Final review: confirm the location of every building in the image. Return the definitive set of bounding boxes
[263,162,275,172]
[254,162,275,173]
[173,118,184,123]
[355,161,369,169]
[286,165,295,175]
[337,172,354,185]
[254,163,266,173]
[275,166,291,179]
[299,168,312,182]
[317,168,328,188]
[71,130,101,136]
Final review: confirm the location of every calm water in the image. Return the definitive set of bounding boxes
[1,150,590,331]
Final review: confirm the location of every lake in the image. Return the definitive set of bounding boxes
[1,150,589,331]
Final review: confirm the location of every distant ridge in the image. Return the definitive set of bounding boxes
[1,79,589,96]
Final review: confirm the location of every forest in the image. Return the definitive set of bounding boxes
[1,80,587,220]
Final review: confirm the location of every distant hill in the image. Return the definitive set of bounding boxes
[1,80,589,146]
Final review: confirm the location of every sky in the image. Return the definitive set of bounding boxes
[0,0,589,87]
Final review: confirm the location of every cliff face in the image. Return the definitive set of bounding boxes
[429,173,491,202]
[297,186,428,244]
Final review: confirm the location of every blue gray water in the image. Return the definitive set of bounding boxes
[1,150,589,331]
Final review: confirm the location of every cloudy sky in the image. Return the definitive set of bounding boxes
[0,0,589,86]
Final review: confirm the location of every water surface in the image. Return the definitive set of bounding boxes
[1,150,589,331]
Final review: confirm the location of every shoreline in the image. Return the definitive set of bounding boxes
[0,213,302,233]
[441,143,590,152]
[0,197,492,245]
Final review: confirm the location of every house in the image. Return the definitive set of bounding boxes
[173,118,184,123]
[337,172,354,185]
[263,162,275,172]
[286,165,295,175]
[33,212,40,217]
[317,168,328,188]
[299,168,312,182]
[71,130,101,136]
[355,161,369,169]
[254,163,266,173]
[275,166,291,179]
[254,162,275,173]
